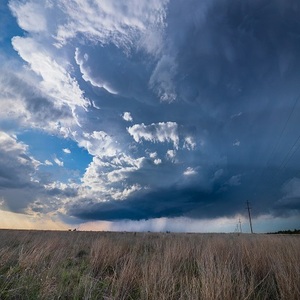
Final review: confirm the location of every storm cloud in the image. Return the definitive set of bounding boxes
[0,0,299,231]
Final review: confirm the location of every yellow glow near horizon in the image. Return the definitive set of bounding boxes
[78,221,112,231]
[0,209,68,230]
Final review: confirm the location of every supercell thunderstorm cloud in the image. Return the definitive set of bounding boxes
[0,0,300,232]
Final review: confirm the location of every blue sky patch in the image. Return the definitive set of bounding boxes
[18,130,92,180]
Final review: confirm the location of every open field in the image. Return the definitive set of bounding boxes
[0,230,299,299]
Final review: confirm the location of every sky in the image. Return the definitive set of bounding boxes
[0,0,300,233]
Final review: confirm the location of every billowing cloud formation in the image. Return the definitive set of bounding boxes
[0,0,300,232]
[127,122,179,149]
[77,131,118,158]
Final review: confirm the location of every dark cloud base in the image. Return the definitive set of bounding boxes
[71,164,300,222]
[71,186,225,221]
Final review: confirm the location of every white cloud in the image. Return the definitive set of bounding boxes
[63,148,71,154]
[0,131,27,154]
[110,184,142,200]
[92,100,100,109]
[11,37,90,112]
[76,131,118,158]
[9,1,47,33]
[166,149,176,160]
[149,152,157,158]
[154,158,162,165]
[122,112,133,122]
[81,153,145,200]
[148,151,161,165]
[54,157,64,167]
[127,122,179,149]
[44,160,53,166]
[233,139,240,146]
[0,132,41,170]
[54,0,168,54]
[183,167,197,176]
[183,136,196,150]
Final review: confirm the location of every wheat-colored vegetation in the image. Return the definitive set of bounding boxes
[0,229,299,300]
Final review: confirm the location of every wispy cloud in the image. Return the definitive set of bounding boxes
[53,157,64,167]
[44,160,53,166]
[12,37,89,112]
[183,167,197,176]
[183,136,196,150]
[63,148,71,154]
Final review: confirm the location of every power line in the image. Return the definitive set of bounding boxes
[278,133,300,171]
[251,93,300,196]
[266,94,300,168]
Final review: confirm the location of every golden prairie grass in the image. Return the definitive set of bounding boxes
[0,229,299,299]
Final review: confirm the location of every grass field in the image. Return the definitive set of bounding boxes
[0,230,299,299]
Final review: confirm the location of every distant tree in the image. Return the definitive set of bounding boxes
[268,229,300,234]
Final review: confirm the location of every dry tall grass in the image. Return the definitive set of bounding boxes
[0,230,299,299]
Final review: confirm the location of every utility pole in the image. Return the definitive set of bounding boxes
[234,224,239,233]
[238,218,242,233]
[246,201,253,233]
